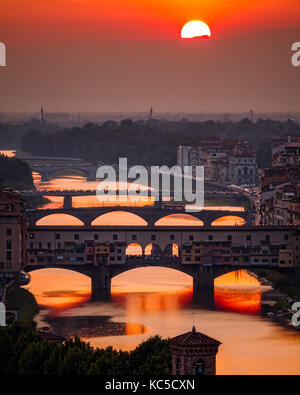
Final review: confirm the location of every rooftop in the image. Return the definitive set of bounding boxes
[169,327,221,347]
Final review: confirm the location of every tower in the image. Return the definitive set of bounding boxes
[169,327,221,376]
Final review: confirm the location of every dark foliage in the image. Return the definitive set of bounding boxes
[18,118,300,169]
[0,155,34,190]
[0,324,172,375]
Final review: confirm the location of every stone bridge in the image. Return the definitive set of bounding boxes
[25,260,252,308]
[31,165,99,182]
[26,206,248,227]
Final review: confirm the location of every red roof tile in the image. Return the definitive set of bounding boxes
[169,327,221,347]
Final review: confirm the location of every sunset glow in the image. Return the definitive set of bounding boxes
[181,21,211,39]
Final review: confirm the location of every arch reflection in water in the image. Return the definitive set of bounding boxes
[24,269,91,314]
[212,216,245,226]
[36,214,84,226]
[92,212,148,226]
[215,270,264,315]
[155,214,204,227]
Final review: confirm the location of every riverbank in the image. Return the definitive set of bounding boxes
[42,314,148,339]
[250,270,300,331]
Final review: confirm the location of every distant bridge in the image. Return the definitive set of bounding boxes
[30,164,100,182]
[25,206,248,227]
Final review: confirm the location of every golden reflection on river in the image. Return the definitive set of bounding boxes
[24,172,300,375]
[25,267,300,375]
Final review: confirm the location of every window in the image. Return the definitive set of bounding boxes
[74,234,79,241]
[227,235,232,241]
[151,235,156,241]
[6,252,12,261]
[209,236,213,241]
[56,234,61,240]
[132,235,137,241]
[6,262,12,270]
[0,263,3,269]
[265,235,270,241]
[247,235,252,241]
[87,255,94,261]
[113,234,118,241]
[38,242,42,249]
[6,229,12,236]
[48,243,52,250]
[176,359,181,375]
[170,235,175,241]
[195,360,205,376]
[284,235,289,241]
[6,240,12,250]
[30,233,35,240]
[94,234,99,240]
[189,235,194,241]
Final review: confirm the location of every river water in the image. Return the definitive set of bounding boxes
[0,148,296,375]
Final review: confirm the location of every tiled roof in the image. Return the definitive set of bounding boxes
[169,327,221,347]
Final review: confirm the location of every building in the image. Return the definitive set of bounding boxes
[260,136,300,227]
[272,136,300,167]
[177,137,257,186]
[169,326,221,375]
[0,188,27,285]
[27,237,127,267]
[182,241,232,265]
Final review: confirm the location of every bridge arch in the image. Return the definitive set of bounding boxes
[126,243,143,256]
[91,211,148,226]
[211,216,245,227]
[145,243,163,256]
[164,243,180,257]
[110,265,193,282]
[36,213,85,226]
[155,214,204,227]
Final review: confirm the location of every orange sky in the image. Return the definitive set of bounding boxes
[0,0,299,112]
[1,0,299,42]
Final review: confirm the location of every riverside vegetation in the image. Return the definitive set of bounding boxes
[0,324,172,375]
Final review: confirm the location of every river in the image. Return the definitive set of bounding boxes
[2,150,300,375]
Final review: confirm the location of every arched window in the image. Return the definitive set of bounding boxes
[195,359,205,375]
[176,358,181,375]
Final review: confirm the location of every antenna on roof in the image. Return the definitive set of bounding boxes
[41,107,45,122]
[250,110,254,122]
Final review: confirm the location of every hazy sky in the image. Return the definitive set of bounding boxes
[0,0,299,113]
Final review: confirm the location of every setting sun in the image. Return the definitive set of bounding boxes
[181,20,211,39]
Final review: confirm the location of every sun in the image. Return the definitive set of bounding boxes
[181,21,211,39]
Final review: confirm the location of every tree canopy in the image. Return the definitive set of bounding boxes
[0,324,172,375]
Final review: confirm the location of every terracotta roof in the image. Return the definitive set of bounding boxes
[169,327,221,347]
